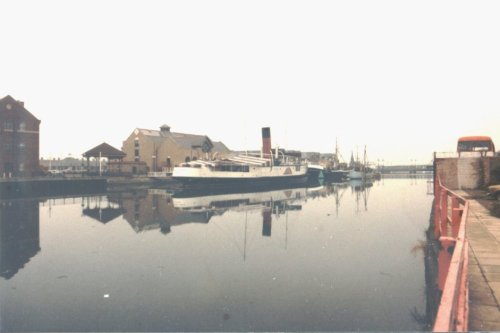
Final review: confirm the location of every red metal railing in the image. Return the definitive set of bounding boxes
[432,177,469,332]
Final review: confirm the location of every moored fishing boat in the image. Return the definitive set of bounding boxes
[348,169,374,180]
[324,168,349,182]
[306,163,324,182]
[323,138,349,183]
[348,145,374,180]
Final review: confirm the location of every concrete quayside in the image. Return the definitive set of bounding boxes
[433,152,500,331]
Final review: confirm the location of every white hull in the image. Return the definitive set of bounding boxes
[173,164,307,179]
[172,155,308,185]
[348,170,374,180]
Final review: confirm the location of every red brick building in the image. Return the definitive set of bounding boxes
[0,95,41,177]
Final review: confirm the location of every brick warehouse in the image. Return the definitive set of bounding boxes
[0,95,41,177]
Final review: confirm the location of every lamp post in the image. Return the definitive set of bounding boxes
[410,159,417,174]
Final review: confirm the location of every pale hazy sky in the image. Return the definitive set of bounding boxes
[2,0,499,165]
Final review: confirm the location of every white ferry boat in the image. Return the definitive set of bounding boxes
[172,127,308,188]
[172,153,308,187]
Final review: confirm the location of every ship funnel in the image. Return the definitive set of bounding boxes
[262,127,272,159]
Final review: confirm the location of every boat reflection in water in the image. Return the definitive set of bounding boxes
[97,182,330,238]
[349,179,373,214]
[172,185,309,238]
[173,186,306,211]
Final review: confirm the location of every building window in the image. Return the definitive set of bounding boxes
[19,122,26,131]
[3,144,12,152]
[3,122,13,130]
[134,148,140,162]
[19,163,24,172]
[19,143,26,151]
[133,138,140,162]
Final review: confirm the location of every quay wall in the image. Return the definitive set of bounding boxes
[0,177,107,199]
[0,176,182,199]
[434,156,500,190]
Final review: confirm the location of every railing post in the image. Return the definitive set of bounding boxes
[451,197,460,223]
[451,196,462,238]
[437,238,454,292]
[441,191,448,236]
[434,179,441,200]
[434,195,442,237]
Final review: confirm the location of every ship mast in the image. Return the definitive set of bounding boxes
[333,138,340,169]
[363,145,367,173]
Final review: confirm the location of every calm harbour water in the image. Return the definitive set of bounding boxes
[0,177,436,332]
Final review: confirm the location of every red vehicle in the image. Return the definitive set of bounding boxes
[457,136,495,155]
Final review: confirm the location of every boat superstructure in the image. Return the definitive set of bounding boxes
[172,127,308,187]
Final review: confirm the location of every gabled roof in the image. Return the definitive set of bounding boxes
[212,141,231,153]
[83,207,126,224]
[0,95,41,122]
[83,142,126,159]
[169,132,212,150]
[137,128,217,151]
